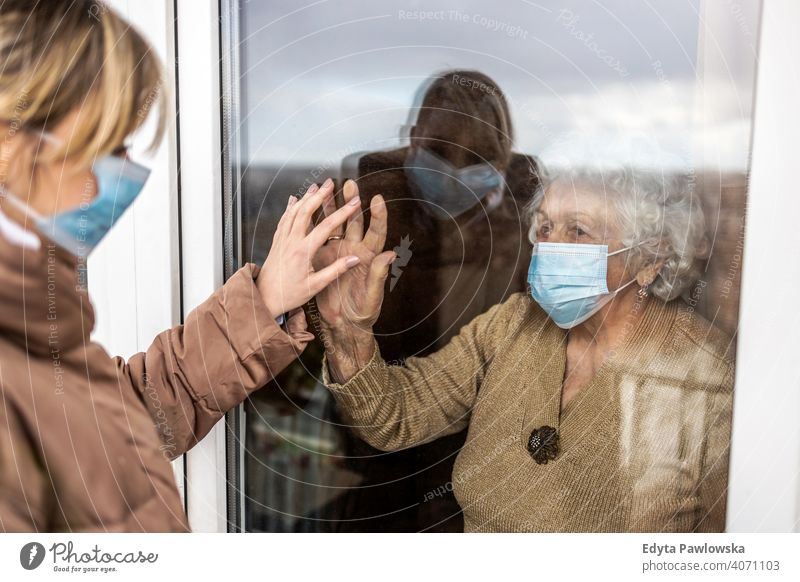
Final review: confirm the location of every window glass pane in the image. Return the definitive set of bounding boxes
[232,0,760,532]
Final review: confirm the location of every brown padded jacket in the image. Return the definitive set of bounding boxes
[0,211,309,531]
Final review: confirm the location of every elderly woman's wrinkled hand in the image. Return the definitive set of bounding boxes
[313,179,396,335]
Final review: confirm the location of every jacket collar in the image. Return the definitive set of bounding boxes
[0,208,93,356]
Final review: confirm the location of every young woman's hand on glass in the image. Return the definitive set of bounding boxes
[256,179,364,318]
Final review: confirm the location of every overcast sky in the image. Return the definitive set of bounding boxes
[236,0,760,170]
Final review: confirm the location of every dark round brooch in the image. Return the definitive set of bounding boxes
[527,426,560,464]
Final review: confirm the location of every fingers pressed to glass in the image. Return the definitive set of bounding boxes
[274,195,296,236]
[360,251,395,320]
[282,184,317,234]
[307,195,360,250]
[321,183,342,237]
[362,194,388,254]
[292,179,335,236]
[309,255,359,295]
[342,180,364,242]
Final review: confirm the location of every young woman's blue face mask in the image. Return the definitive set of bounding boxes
[527,241,642,329]
[3,133,150,258]
[404,146,504,220]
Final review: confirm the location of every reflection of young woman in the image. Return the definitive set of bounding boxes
[315,156,734,531]
[0,1,361,531]
[346,70,541,359]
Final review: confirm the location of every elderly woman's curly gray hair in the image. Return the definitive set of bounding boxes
[525,164,710,301]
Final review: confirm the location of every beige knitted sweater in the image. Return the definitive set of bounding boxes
[323,292,735,532]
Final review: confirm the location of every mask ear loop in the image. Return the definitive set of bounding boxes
[0,183,45,221]
[612,277,638,295]
[37,130,62,146]
[0,128,61,224]
[607,240,648,294]
[607,240,646,257]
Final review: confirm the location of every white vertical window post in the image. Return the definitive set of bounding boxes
[727,0,800,532]
[176,0,228,532]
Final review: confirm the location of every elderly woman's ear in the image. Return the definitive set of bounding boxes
[695,233,712,261]
[636,260,665,287]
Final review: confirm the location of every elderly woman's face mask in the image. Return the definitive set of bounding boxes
[527,241,644,329]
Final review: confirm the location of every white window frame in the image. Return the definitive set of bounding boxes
[175,0,228,532]
[168,0,800,532]
[727,0,800,532]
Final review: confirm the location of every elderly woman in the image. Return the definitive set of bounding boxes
[313,155,734,532]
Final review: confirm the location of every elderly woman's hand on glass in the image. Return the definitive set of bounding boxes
[312,180,396,382]
[256,178,367,324]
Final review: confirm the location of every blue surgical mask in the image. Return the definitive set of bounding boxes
[527,241,641,329]
[405,146,504,220]
[3,133,150,258]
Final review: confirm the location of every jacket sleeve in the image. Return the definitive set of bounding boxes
[0,403,46,532]
[322,293,527,452]
[695,366,735,532]
[116,263,307,459]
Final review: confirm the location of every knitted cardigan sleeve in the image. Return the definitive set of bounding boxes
[322,293,527,451]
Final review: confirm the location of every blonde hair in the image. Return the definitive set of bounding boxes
[0,0,166,166]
